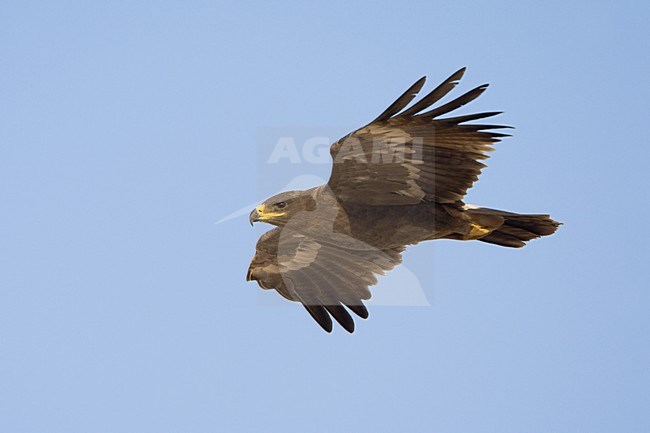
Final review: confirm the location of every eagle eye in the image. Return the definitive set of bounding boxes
[275,201,287,209]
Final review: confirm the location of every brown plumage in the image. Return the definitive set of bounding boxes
[247,68,561,333]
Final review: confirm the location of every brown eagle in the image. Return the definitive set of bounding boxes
[247,68,560,333]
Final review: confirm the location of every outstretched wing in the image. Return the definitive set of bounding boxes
[328,68,511,205]
[247,227,404,333]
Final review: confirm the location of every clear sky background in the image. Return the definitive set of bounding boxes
[2,1,649,432]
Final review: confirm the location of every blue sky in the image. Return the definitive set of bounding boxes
[2,1,649,432]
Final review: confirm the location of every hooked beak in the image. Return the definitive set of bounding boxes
[249,205,264,226]
[249,204,286,226]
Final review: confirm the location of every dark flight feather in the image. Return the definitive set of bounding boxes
[398,67,466,118]
[416,84,489,120]
[371,76,426,123]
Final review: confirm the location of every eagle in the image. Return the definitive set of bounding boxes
[247,68,560,333]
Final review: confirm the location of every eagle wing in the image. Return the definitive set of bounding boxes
[247,227,404,333]
[328,68,511,205]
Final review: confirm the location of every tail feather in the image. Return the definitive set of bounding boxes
[465,206,561,248]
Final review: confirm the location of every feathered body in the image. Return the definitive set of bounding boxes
[247,68,561,333]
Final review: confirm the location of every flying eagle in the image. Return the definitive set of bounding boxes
[247,68,560,333]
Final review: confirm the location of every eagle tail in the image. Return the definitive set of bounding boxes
[465,206,561,248]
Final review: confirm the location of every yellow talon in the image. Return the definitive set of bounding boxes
[468,223,491,238]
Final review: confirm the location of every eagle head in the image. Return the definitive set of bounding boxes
[249,190,315,227]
